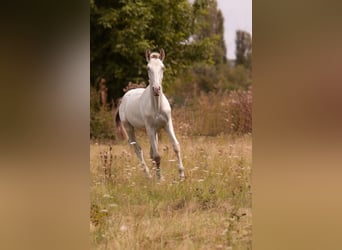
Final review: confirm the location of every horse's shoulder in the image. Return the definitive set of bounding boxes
[161,95,171,108]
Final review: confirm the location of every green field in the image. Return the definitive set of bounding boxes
[90,134,252,249]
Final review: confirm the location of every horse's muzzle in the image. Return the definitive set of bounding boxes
[152,86,161,96]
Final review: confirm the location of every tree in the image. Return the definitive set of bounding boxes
[173,0,228,95]
[235,30,252,70]
[91,0,199,100]
[192,0,227,65]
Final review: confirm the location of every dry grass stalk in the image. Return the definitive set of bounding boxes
[99,145,113,184]
[172,87,252,136]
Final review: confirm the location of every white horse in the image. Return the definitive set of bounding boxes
[115,49,185,180]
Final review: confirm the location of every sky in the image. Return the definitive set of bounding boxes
[216,0,252,59]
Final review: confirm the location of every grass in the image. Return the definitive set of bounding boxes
[90,133,252,249]
[171,88,252,137]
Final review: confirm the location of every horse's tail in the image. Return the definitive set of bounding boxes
[115,106,128,140]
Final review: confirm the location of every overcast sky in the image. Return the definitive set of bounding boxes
[216,0,252,59]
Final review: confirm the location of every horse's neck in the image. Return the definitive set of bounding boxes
[146,85,162,113]
[153,94,161,113]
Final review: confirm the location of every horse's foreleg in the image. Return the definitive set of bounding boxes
[165,119,185,179]
[124,123,151,178]
[147,127,162,180]
[149,132,158,159]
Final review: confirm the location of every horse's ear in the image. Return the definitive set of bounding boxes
[160,48,165,61]
[145,49,151,62]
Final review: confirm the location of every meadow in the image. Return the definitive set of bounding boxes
[90,131,251,249]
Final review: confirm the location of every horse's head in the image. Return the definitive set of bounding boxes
[145,49,165,96]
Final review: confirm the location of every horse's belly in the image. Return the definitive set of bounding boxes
[127,114,146,128]
[120,93,145,128]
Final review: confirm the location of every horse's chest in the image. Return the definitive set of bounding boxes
[146,112,168,128]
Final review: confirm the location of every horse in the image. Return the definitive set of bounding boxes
[115,49,185,180]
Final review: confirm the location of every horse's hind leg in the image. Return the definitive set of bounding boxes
[124,123,151,178]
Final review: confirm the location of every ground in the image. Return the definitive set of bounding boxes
[90,133,252,249]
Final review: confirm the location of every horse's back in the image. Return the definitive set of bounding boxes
[124,88,145,97]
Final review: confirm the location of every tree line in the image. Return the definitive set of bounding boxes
[91,0,251,100]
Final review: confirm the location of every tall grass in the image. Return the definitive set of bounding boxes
[90,135,252,249]
[172,87,252,136]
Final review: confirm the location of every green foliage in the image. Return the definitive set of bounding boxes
[220,65,252,91]
[191,63,219,92]
[192,0,227,64]
[91,109,116,140]
[167,1,252,98]
[90,0,233,100]
[90,86,116,139]
[91,0,203,99]
[168,63,252,104]
[90,85,100,114]
[235,30,252,70]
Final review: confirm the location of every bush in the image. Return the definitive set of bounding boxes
[227,87,252,134]
[172,87,252,136]
[90,109,116,140]
[90,87,116,140]
[167,63,251,107]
